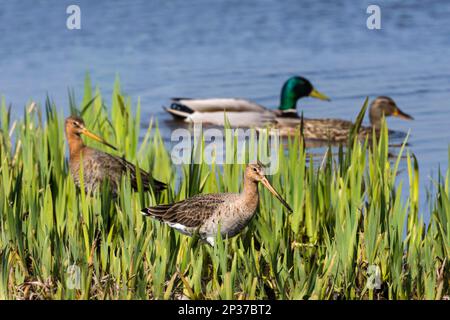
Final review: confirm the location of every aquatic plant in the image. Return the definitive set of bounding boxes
[0,76,448,299]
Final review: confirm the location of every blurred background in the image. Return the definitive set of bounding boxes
[0,0,449,216]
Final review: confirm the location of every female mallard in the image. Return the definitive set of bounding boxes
[267,96,414,141]
[164,76,330,127]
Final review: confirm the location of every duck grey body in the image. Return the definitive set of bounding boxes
[164,76,330,127]
[142,163,292,246]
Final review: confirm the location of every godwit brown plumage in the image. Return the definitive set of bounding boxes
[65,115,166,195]
[141,162,292,246]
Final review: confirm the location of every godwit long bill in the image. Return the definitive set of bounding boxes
[65,115,166,195]
[141,162,292,246]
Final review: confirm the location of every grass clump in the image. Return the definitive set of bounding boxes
[0,77,448,300]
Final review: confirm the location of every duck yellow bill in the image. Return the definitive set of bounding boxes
[81,128,118,151]
[392,108,414,121]
[309,88,331,101]
[260,176,293,213]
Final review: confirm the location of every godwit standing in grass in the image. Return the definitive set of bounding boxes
[141,162,292,246]
[65,115,166,195]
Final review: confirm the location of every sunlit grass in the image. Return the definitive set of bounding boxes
[0,76,448,300]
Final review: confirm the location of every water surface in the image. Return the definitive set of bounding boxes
[1,0,449,219]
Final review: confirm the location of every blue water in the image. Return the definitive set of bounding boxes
[1,0,449,219]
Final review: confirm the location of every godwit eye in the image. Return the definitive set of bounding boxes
[253,168,257,172]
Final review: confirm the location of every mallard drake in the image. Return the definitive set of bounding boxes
[264,96,414,141]
[65,116,166,195]
[164,76,330,127]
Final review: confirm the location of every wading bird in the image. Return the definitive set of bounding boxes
[65,115,166,195]
[164,76,330,127]
[141,162,292,246]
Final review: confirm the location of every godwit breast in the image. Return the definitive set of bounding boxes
[65,115,166,195]
[141,162,292,246]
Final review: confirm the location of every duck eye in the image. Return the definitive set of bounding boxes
[253,168,257,172]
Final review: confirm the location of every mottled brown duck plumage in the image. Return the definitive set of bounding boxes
[263,96,413,141]
[142,162,292,246]
[65,116,166,195]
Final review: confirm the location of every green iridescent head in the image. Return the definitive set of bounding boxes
[279,76,330,112]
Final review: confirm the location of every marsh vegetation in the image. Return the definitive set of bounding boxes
[0,79,448,299]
